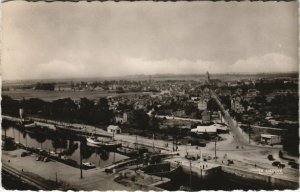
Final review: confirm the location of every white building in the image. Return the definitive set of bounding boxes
[107,125,122,134]
[261,134,281,145]
[191,124,228,134]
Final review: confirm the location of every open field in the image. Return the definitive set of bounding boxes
[2,90,151,101]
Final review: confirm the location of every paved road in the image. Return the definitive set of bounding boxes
[210,90,247,147]
[147,111,202,123]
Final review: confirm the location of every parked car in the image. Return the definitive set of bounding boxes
[272,161,280,167]
[288,161,297,166]
[35,156,42,161]
[185,154,197,161]
[267,154,274,161]
[21,151,29,157]
[278,163,285,168]
[227,160,234,165]
[291,164,299,169]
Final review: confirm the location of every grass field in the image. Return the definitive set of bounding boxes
[2,89,151,101]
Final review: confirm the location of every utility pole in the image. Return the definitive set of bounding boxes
[25,135,28,150]
[18,130,21,144]
[172,136,174,152]
[135,135,138,150]
[214,138,217,161]
[152,133,155,153]
[55,172,58,188]
[248,124,251,144]
[80,141,83,179]
[13,127,15,140]
[189,159,192,191]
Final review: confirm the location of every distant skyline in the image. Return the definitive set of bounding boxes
[2,1,298,80]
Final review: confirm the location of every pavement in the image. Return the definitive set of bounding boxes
[2,149,133,191]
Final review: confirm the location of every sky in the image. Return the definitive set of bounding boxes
[1,1,298,80]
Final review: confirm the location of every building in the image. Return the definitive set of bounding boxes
[107,125,122,134]
[260,134,281,145]
[201,110,211,124]
[191,125,217,134]
[191,123,228,134]
[231,96,245,114]
[198,99,207,111]
[203,87,211,102]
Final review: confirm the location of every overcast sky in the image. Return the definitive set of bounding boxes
[2,1,298,80]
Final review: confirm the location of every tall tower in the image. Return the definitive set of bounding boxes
[206,71,211,85]
[206,71,210,82]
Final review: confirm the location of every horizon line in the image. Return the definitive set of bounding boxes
[2,71,298,82]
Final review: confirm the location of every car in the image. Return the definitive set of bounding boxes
[185,155,196,161]
[278,163,285,168]
[272,161,280,167]
[267,154,274,161]
[291,164,299,169]
[288,161,297,166]
[227,160,234,165]
[21,151,29,157]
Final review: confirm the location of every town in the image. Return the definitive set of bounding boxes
[2,72,299,190]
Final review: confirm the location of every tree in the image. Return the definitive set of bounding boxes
[207,99,219,111]
[2,95,20,117]
[131,109,150,129]
[95,98,114,124]
[184,103,198,116]
[78,98,95,123]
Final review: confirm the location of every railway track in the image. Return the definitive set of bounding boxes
[2,164,51,190]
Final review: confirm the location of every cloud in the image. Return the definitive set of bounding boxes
[228,53,298,73]
[33,60,87,79]
[121,57,219,75]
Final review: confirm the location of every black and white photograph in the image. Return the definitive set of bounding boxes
[1,0,299,191]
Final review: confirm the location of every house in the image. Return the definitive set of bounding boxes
[231,96,245,114]
[190,123,228,134]
[201,110,211,124]
[107,125,121,134]
[198,99,207,111]
[261,134,281,145]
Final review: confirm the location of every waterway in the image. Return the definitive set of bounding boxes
[160,171,280,191]
[3,126,128,168]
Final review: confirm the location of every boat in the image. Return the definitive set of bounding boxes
[82,162,96,169]
[21,119,36,127]
[86,136,121,148]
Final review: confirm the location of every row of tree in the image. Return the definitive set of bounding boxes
[2,95,160,131]
[2,96,113,125]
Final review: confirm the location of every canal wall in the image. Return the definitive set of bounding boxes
[221,166,299,189]
[168,159,298,190]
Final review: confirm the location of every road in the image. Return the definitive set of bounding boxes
[147,111,202,123]
[210,89,259,149]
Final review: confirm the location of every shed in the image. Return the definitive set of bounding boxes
[261,134,281,145]
[107,125,122,134]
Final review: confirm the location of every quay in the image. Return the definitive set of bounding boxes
[2,115,299,190]
[166,157,299,190]
[2,149,134,191]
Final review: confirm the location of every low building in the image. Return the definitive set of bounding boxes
[191,124,228,135]
[260,134,281,145]
[107,125,121,134]
[198,99,207,111]
[201,110,211,124]
[191,125,217,134]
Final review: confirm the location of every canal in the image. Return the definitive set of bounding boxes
[3,126,129,168]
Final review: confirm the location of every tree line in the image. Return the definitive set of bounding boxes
[2,95,160,131]
[2,95,113,125]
